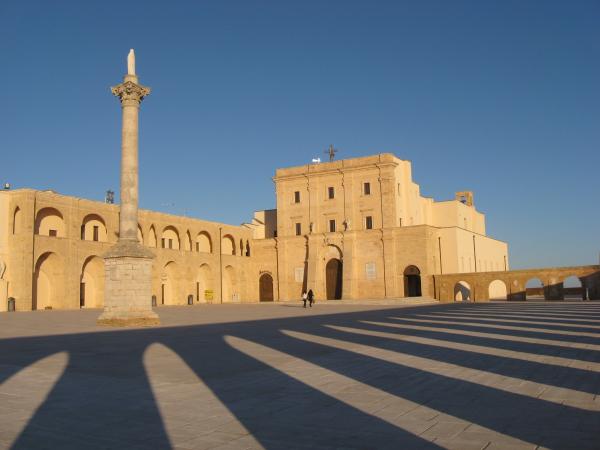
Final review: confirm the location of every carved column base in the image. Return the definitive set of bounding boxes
[97,243,159,327]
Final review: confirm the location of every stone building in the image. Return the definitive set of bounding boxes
[0,153,508,311]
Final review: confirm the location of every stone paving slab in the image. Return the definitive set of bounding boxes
[0,301,599,449]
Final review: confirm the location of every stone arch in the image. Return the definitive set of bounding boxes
[488,279,507,300]
[223,265,238,302]
[259,273,274,302]
[324,244,343,261]
[161,261,180,305]
[563,275,583,300]
[185,230,193,251]
[525,277,544,300]
[33,252,63,310]
[12,206,21,234]
[403,265,422,297]
[148,225,157,248]
[454,281,471,301]
[137,225,144,244]
[35,207,65,237]
[161,226,180,250]
[221,234,236,255]
[81,214,108,242]
[80,256,104,308]
[196,231,212,253]
[196,263,214,303]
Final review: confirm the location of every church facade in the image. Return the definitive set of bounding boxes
[0,153,508,311]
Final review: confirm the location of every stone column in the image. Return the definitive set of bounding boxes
[97,51,159,326]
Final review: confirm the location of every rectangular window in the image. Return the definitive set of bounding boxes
[196,242,199,252]
[363,182,371,195]
[399,218,403,227]
[365,216,373,230]
[80,225,85,240]
[328,186,335,199]
[329,219,336,232]
[294,191,301,203]
[49,229,57,237]
[295,222,302,236]
[93,225,99,242]
[169,239,173,249]
[161,238,166,248]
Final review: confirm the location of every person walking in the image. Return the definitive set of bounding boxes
[301,291,308,308]
[307,289,314,308]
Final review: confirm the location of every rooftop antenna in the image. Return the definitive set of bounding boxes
[324,144,338,162]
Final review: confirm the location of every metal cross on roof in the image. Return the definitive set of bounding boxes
[324,144,338,162]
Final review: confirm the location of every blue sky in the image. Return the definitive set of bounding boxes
[1,0,598,269]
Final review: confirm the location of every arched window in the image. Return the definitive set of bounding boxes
[196,232,212,253]
[12,207,21,234]
[81,214,108,242]
[221,235,235,255]
[35,208,65,237]
[161,226,180,250]
[148,226,157,248]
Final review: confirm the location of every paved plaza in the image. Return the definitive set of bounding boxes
[0,301,599,449]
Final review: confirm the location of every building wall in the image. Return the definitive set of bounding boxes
[0,153,510,310]
[1,189,254,311]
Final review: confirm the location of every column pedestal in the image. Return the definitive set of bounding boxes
[97,241,159,326]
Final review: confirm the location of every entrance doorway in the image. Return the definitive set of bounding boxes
[404,265,422,297]
[259,273,274,302]
[326,258,343,300]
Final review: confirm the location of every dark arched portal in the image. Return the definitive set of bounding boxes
[326,258,343,300]
[404,265,422,297]
[259,273,274,302]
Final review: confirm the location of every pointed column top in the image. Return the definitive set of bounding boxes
[127,49,136,75]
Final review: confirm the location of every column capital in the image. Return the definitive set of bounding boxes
[111,80,151,106]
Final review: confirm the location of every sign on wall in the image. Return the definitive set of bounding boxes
[294,267,304,283]
[365,262,376,280]
[204,290,214,300]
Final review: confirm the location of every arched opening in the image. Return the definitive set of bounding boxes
[259,273,274,302]
[196,264,213,303]
[161,226,180,250]
[240,239,244,256]
[403,265,422,297]
[185,230,192,251]
[81,214,107,242]
[80,256,104,308]
[33,252,63,310]
[161,262,180,305]
[525,278,544,300]
[137,225,144,244]
[221,235,235,255]
[196,232,212,253]
[148,226,157,248]
[563,275,583,300]
[488,279,507,300]
[223,265,237,302]
[35,208,65,237]
[325,259,343,300]
[454,281,471,301]
[12,207,21,234]
[246,241,251,257]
